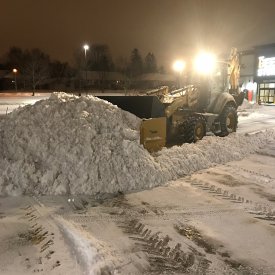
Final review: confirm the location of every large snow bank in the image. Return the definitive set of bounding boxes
[0,92,274,196]
[0,93,164,195]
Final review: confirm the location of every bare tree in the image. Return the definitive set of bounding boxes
[145,52,157,73]
[5,47,25,70]
[129,48,143,77]
[73,44,113,91]
[115,56,128,73]
[23,49,50,95]
[115,56,131,94]
[89,44,113,71]
[4,47,51,94]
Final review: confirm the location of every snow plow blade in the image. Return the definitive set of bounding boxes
[98,96,165,119]
[140,117,166,152]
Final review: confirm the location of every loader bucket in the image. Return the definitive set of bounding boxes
[98,96,165,119]
[140,117,167,152]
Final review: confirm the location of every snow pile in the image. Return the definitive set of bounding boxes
[238,99,270,121]
[0,92,274,196]
[238,99,261,113]
[0,93,164,195]
[156,131,275,179]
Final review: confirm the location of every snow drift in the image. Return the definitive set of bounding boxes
[0,92,274,196]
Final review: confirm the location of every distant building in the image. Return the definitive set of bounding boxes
[240,44,275,104]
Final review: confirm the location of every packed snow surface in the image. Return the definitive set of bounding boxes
[0,92,274,196]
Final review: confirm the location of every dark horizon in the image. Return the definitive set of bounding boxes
[2,0,275,70]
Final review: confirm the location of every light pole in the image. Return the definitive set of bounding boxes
[12,68,18,91]
[173,60,185,88]
[83,44,89,90]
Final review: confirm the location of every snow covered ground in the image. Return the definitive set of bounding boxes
[0,93,51,115]
[0,93,275,274]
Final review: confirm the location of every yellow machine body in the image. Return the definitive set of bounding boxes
[140,117,166,152]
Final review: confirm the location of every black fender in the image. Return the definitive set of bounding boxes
[232,91,245,107]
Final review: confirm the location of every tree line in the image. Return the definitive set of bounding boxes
[1,45,165,91]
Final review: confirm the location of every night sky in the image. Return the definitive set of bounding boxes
[2,0,275,69]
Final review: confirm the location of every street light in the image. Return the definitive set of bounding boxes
[172,60,185,88]
[83,44,89,90]
[83,44,89,58]
[12,68,18,91]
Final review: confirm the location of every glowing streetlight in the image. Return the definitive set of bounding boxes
[12,68,18,91]
[83,44,89,91]
[83,44,89,58]
[172,60,185,88]
[194,52,216,75]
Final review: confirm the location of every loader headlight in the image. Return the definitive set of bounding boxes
[172,60,186,73]
[194,52,216,75]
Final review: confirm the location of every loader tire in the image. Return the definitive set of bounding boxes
[216,106,238,137]
[179,115,206,143]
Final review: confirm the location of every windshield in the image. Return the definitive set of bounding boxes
[185,62,228,92]
[209,63,228,93]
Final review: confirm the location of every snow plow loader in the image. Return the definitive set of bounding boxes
[100,48,244,152]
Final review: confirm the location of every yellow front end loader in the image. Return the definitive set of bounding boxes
[99,48,244,152]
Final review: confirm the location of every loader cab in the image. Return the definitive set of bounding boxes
[183,62,229,112]
[208,63,229,93]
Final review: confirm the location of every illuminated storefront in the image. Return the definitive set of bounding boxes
[239,44,275,104]
[258,82,275,104]
[239,50,257,103]
[255,44,275,104]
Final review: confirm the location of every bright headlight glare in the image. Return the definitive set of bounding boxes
[173,60,186,73]
[194,52,217,74]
